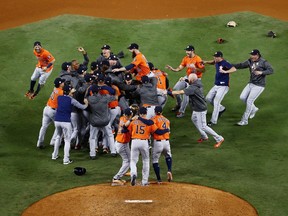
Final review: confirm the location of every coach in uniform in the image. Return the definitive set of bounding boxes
[172,74,224,148]
[220,49,274,126]
[204,51,236,126]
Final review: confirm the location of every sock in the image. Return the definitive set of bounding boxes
[153,163,161,181]
[166,157,172,172]
[34,83,41,95]
[30,80,36,92]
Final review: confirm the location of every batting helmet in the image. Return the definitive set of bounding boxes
[74,167,86,176]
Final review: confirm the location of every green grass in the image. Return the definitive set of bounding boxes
[0,11,287,216]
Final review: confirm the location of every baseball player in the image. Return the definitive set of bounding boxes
[112,108,134,186]
[136,76,159,119]
[203,51,236,126]
[151,106,173,183]
[112,43,152,81]
[172,74,224,147]
[220,49,274,126]
[115,73,140,109]
[25,41,55,100]
[149,62,170,108]
[36,77,65,149]
[166,45,205,118]
[127,107,157,186]
[87,84,115,159]
[52,85,88,165]
[127,107,170,186]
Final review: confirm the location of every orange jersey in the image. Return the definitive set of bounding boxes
[108,84,120,108]
[180,55,205,78]
[152,69,167,90]
[151,114,170,140]
[115,116,131,143]
[131,52,150,81]
[46,87,63,109]
[34,48,55,72]
[128,118,158,140]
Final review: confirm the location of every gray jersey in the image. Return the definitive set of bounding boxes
[233,57,273,87]
[137,77,159,106]
[183,80,207,112]
[88,94,115,127]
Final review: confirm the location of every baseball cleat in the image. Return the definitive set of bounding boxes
[218,108,226,118]
[249,108,259,119]
[214,138,224,148]
[197,138,208,143]
[112,179,125,186]
[167,171,173,182]
[176,112,185,118]
[103,148,109,154]
[63,160,73,165]
[207,121,216,127]
[25,90,34,98]
[29,93,37,100]
[131,175,136,186]
[237,120,248,126]
[52,155,59,160]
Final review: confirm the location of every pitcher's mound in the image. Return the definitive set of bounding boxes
[22,182,258,216]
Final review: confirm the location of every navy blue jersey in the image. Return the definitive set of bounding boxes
[214,60,233,86]
[55,95,87,122]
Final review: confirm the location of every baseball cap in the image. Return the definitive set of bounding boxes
[124,73,133,81]
[185,45,194,51]
[139,107,147,115]
[213,51,223,57]
[141,76,149,84]
[108,55,119,61]
[84,74,94,82]
[54,77,65,87]
[105,76,112,85]
[77,64,88,74]
[154,106,163,114]
[101,44,111,50]
[124,108,133,116]
[63,84,72,93]
[61,62,71,70]
[97,73,105,82]
[100,60,110,68]
[148,62,154,70]
[34,41,41,47]
[250,49,261,56]
[90,61,99,70]
[127,43,139,50]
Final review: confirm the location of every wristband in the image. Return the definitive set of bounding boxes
[47,63,53,68]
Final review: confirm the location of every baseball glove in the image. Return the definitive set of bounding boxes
[74,167,86,176]
[267,31,276,38]
[217,38,224,44]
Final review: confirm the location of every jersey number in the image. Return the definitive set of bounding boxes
[136,125,145,134]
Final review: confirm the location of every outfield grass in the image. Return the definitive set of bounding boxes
[0,11,287,216]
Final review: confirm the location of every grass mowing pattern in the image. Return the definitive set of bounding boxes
[0,11,287,216]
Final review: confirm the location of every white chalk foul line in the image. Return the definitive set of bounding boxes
[124,200,153,203]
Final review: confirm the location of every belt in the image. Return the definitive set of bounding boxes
[110,107,117,109]
[132,138,148,140]
[156,139,169,141]
[48,106,56,110]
